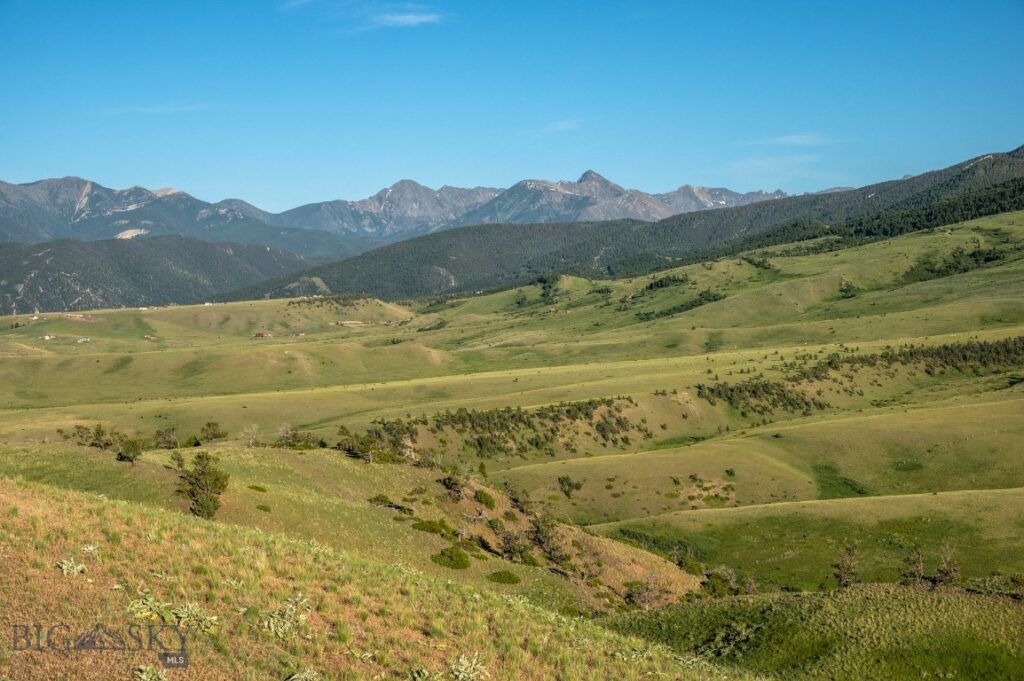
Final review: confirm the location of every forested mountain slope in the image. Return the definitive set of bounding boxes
[0,235,310,314]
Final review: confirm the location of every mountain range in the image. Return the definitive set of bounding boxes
[450,171,785,227]
[226,171,787,239]
[0,172,786,256]
[218,181,503,241]
[0,178,367,258]
[229,145,1024,301]
[3,145,1023,313]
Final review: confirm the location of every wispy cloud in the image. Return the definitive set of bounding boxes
[543,119,581,134]
[518,119,583,141]
[743,132,834,147]
[105,103,214,116]
[726,153,847,192]
[281,1,446,31]
[729,153,820,175]
[371,10,442,27]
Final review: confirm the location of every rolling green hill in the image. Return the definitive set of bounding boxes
[1,205,1022,679]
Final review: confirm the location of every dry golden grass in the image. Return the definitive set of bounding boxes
[0,478,744,681]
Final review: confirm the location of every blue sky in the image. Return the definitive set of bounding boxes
[1,0,1022,211]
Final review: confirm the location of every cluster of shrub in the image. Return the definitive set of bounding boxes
[611,525,755,597]
[365,467,581,593]
[740,255,775,271]
[636,289,726,321]
[333,419,418,462]
[696,337,1024,418]
[326,398,648,464]
[58,421,227,463]
[769,236,853,258]
[226,405,645,462]
[535,274,560,303]
[511,275,563,309]
[57,423,144,463]
[58,422,230,519]
[558,475,583,499]
[902,244,1009,283]
[694,379,830,416]
[645,273,690,290]
[220,420,413,462]
[153,422,228,449]
[617,522,978,600]
[792,336,1024,382]
[369,471,570,581]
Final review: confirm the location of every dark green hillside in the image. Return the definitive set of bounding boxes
[652,143,1024,245]
[225,218,648,301]
[0,236,310,314]
[672,174,1024,265]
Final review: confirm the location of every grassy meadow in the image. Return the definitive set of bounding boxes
[1,210,1023,678]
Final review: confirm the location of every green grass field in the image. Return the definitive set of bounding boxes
[597,486,1024,590]
[606,586,1024,680]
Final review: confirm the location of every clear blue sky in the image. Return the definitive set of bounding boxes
[2,0,1022,211]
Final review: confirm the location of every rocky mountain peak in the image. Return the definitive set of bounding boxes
[577,170,610,184]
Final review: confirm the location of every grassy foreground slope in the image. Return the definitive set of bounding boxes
[0,478,728,681]
[0,440,699,615]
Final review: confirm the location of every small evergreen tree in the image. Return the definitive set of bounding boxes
[116,438,143,465]
[498,530,534,565]
[199,421,227,441]
[529,513,569,565]
[174,452,230,519]
[557,475,583,499]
